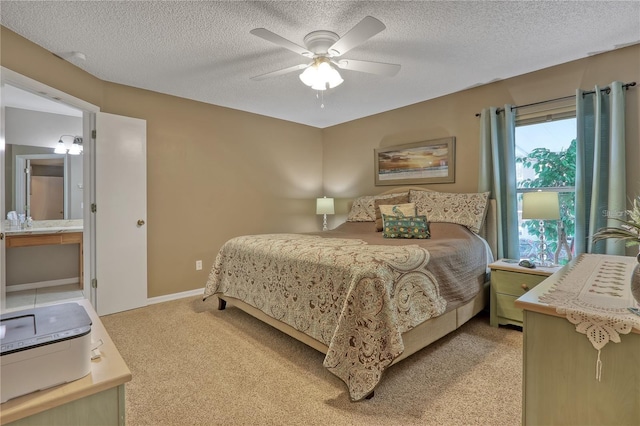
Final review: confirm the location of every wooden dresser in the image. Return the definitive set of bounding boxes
[515,257,640,425]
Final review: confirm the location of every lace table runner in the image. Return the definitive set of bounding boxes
[539,253,640,381]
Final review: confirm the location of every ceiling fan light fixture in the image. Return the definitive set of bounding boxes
[326,66,343,88]
[299,65,318,87]
[250,17,400,92]
[299,58,343,91]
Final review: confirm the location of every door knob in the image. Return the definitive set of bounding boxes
[137,220,145,226]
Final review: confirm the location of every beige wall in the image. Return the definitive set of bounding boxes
[322,44,640,227]
[1,27,324,298]
[2,26,639,298]
[101,83,323,297]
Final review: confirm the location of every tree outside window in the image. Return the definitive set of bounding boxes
[516,118,576,264]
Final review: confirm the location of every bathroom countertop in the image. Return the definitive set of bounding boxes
[4,219,83,236]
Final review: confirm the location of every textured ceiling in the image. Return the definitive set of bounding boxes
[2,1,639,128]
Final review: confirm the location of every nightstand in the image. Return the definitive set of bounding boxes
[489,260,561,327]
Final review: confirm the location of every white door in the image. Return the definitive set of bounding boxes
[95,112,147,315]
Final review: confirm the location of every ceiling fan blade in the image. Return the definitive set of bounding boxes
[328,16,386,57]
[250,63,309,81]
[334,59,400,77]
[250,28,314,57]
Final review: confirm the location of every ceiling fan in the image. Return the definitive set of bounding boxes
[250,16,401,90]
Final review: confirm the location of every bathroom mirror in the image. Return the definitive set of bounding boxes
[3,101,84,222]
[4,143,83,220]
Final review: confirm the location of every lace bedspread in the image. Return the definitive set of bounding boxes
[204,234,447,401]
[539,253,640,380]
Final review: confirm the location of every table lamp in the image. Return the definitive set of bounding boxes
[316,196,335,231]
[522,191,560,267]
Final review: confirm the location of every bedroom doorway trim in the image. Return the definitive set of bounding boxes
[0,67,99,311]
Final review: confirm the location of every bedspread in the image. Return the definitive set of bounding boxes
[204,233,446,400]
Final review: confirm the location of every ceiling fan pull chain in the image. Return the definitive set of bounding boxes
[316,90,325,109]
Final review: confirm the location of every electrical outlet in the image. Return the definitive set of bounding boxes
[196,260,203,271]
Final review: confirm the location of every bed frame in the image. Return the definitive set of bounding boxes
[216,187,497,397]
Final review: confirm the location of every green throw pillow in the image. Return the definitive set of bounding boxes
[382,214,430,239]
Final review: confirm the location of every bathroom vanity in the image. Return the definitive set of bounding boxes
[4,220,84,289]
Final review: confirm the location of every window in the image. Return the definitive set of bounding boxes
[515,116,576,265]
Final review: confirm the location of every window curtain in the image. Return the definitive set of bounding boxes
[574,81,626,255]
[479,106,519,259]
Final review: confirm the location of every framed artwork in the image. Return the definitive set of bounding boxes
[374,137,456,185]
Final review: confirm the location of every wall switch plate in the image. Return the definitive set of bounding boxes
[196,260,203,270]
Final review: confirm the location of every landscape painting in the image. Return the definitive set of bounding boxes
[375,137,456,185]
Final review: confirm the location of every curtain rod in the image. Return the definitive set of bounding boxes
[474,81,637,117]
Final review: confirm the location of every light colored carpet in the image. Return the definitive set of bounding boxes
[101,297,522,425]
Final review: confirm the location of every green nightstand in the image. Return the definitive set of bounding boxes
[489,260,561,327]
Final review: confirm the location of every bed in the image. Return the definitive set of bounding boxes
[204,187,497,401]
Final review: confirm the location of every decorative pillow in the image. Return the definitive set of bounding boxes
[378,203,416,230]
[409,190,490,234]
[374,195,411,231]
[347,192,409,222]
[382,214,430,239]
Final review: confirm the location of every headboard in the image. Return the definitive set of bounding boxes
[378,187,498,261]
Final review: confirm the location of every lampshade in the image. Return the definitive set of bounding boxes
[54,140,67,154]
[300,58,344,91]
[316,197,335,215]
[522,192,560,220]
[68,137,83,155]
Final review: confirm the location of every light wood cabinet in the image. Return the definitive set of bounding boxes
[515,260,640,425]
[4,386,125,426]
[5,232,82,248]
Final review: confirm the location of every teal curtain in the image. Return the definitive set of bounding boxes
[575,82,626,255]
[479,106,519,259]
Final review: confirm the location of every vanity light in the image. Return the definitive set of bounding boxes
[68,137,83,155]
[54,139,67,154]
[55,135,83,155]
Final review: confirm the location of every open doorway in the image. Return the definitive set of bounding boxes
[2,83,87,312]
[2,67,148,316]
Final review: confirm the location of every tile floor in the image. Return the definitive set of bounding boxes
[4,284,85,312]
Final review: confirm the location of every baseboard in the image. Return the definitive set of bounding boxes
[6,278,80,293]
[147,288,204,305]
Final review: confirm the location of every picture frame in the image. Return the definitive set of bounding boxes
[374,137,456,186]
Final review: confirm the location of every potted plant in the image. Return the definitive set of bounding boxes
[592,196,640,304]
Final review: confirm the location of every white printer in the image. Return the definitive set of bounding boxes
[0,302,93,403]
